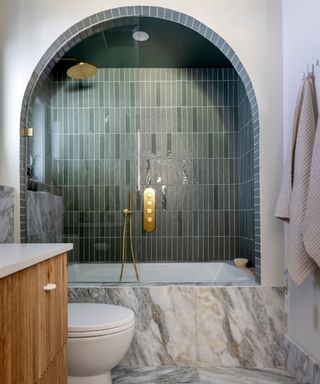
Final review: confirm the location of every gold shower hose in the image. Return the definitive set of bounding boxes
[119,191,140,282]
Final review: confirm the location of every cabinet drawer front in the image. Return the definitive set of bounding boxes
[38,253,67,379]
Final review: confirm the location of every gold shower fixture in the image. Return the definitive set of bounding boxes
[119,192,140,282]
[66,62,97,80]
[20,128,33,137]
[144,188,156,232]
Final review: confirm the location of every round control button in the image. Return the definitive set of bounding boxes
[147,208,152,214]
[147,217,152,223]
[147,192,152,198]
[147,201,152,206]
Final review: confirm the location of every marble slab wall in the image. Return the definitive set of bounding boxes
[285,335,320,384]
[0,186,14,243]
[68,285,286,369]
[26,190,63,243]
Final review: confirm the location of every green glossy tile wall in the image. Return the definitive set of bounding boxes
[47,67,253,264]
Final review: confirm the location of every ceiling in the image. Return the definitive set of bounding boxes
[60,17,232,68]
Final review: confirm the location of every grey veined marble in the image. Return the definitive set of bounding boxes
[111,367,296,384]
[26,191,63,242]
[285,335,320,384]
[0,186,14,243]
[69,286,197,366]
[68,285,286,369]
[197,287,286,368]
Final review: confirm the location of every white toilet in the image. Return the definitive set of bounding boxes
[68,303,135,384]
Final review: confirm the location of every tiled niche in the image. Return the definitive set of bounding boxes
[36,67,254,264]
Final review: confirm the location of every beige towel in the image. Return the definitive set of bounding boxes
[303,117,320,267]
[275,84,304,220]
[276,76,318,285]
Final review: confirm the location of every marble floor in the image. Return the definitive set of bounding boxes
[112,367,296,384]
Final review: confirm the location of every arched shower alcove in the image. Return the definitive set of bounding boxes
[20,6,261,281]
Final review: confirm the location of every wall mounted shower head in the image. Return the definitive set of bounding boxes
[66,61,97,80]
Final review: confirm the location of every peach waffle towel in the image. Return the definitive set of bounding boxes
[275,76,318,285]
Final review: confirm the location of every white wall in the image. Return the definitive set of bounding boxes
[283,0,320,363]
[0,0,284,286]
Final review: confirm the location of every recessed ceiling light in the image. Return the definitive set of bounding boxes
[132,31,149,42]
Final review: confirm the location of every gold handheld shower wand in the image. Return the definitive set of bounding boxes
[120,192,140,282]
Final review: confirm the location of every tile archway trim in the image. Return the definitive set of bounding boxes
[20,5,261,279]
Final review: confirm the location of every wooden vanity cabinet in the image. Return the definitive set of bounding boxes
[0,253,67,384]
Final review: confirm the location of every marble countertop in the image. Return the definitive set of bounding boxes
[0,243,73,279]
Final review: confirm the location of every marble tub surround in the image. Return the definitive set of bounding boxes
[285,335,320,384]
[111,367,296,384]
[68,285,286,369]
[26,190,63,243]
[0,185,14,243]
[197,287,286,368]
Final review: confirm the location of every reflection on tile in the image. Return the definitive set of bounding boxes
[0,186,14,243]
[111,367,296,384]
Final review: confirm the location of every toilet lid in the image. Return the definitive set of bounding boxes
[68,303,135,333]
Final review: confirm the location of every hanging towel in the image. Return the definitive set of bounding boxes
[303,116,320,267]
[275,76,318,285]
[275,84,304,220]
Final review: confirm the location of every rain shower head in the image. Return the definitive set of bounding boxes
[66,61,97,80]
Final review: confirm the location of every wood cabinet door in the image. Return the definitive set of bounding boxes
[0,264,39,384]
[0,252,68,384]
[37,345,67,384]
[37,253,67,379]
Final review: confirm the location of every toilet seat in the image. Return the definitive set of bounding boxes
[68,303,135,338]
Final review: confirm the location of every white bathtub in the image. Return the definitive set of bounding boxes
[68,262,255,284]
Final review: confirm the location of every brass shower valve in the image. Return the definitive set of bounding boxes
[144,188,156,232]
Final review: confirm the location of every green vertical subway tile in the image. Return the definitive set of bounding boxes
[89,108,94,133]
[94,159,99,186]
[115,134,120,159]
[177,107,182,133]
[87,160,93,185]
[119,68,124,81]
[104,159,109,186]
[110,159,116,186]
[62,160,67,186]
[130,82,135,107]
[77,109,83,134]
[100,134,106,159]
[156,82,161,107]
[125,109,130,133]
[182,81,186,106]
[87,134,93,160]
[192,107,198,132]
[198,80,203,107]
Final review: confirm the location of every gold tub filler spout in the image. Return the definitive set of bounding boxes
[119,192,140,282]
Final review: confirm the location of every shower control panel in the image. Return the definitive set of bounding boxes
[144,188,156,232]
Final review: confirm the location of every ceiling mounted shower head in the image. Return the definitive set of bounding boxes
[66,62,97,80]
[132,30,149,42]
